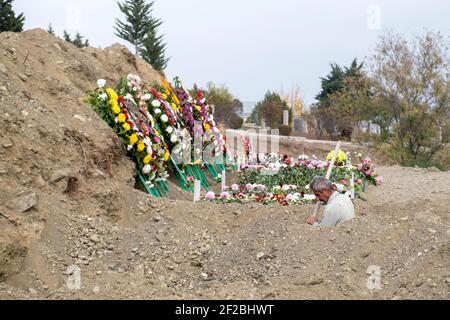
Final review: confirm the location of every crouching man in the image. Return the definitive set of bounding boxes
[306,176,355,227]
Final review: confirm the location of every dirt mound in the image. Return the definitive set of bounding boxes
[0,28,161,284]
[0,29,448,300]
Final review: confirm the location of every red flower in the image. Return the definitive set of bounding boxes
[197,91,204,100]
[149,88,161,99]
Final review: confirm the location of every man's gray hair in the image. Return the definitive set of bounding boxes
[309,176,334,192]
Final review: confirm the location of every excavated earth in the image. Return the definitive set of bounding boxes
[0,29,449,300]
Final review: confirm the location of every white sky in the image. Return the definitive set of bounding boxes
[13,0,450,106]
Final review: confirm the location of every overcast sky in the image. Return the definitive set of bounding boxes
[13,0,450,106]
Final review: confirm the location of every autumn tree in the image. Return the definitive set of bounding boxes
[368,31,450,166]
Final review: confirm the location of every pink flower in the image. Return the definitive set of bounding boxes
[231,184,239,191]
[341,179,348,186]
[220,192,230,200]
[376,176,383,185]
[364,157,372,166]
[316,161,325,169]
[365,170,374,177]
[307,164,315,170]
[357,164,363,171]
[356,178,363,184]
[186,176,194,182]
[205,192,216,200]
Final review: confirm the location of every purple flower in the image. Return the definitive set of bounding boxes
[220,192,230,200]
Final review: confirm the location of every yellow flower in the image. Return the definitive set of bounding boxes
[172,95,180,105]
[161,94,168,100]
[118,113,126,123]
[143,155,152,164]
[204,124,211,131]
[112,105,121,115]
[155,129,161,137]
[162,78,172,92]
[195,105,201,112]
[129,134,138,146]
[123,123,131,131]
[137,142,145,152]
[110,99,118,107]
[327,150,347,165]
[164,149,170,162]
[106,88,118,101]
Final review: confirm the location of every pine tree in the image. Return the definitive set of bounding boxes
[115,0,154,54]
[47,23,55,35]
[63,30,72,42]
[140,29,169,71]
[72,32,89,48]
[0,0,25,32]
[63,30,89,48]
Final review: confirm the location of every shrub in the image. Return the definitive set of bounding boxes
[279,125,293,136]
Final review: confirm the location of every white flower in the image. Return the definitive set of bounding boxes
[124,94,135,104]
[97,79,106,88]
[166,126,174,134]
[160,114,169,123]
[98,93,108,101]
[304,194,316,201]
[127,145,133,151]
[170,134,178,143]
[154,108,162,114]
[143,94,152,101]
[142,165,152,174]
[152,100,161,108]
[298,154,309,161]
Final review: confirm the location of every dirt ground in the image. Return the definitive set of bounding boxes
[0,29,449,300]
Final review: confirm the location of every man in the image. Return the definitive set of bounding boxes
[306,176,355,227]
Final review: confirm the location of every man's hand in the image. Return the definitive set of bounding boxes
[306,215,317,226]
